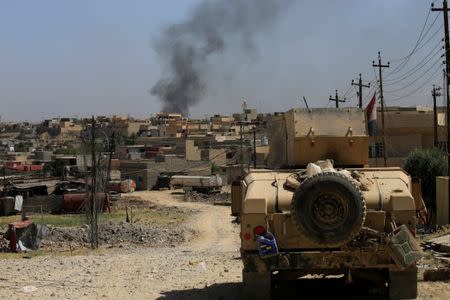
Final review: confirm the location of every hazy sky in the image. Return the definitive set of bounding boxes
[0,0,444,121]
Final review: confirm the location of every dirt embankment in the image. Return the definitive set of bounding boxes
[0,195,197,251]
[183,191,230,205]
[43,207,194,250]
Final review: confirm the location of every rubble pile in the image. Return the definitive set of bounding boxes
[0,228,8,250]
[111,196,157,210]
[419,231,450,281]
[0,206,197,251]
[43,221,189,249]
[183,191,230,205]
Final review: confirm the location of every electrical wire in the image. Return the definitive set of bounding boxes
[384,57,442,93]
[384,40,443,85]
[388,11,439,75]
[362,86,378,108]
[415,22,444,53]
[341,85,354,98]
[387,65,443,102]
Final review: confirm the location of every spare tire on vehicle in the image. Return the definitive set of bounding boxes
[291,172,366,247]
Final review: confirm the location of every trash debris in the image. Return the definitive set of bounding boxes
[195,261,207,272]
[184,191,230,205]
[423,268,450,281]
[3,220,45,252]
[14,195,23,212]
[22,285,38,293]
[428,234,450,253]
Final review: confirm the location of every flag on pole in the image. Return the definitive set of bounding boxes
[366,93,377,136]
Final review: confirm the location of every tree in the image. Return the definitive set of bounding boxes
[124,133,137,145]
[211,162,220,174]
[54,147,81,155]
[43,160,65,178]
[404,148,447,211]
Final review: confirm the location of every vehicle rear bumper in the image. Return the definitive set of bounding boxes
[242,250,395,273]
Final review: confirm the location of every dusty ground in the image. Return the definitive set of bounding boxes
[0,190,449,299]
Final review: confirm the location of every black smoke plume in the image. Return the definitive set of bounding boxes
[151,0,293,115]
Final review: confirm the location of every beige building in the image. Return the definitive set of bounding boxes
[185,140,227,166]
[211,115,234,132]
[59,120,82,134]
[108,119,149,137]
[369,106,444,167]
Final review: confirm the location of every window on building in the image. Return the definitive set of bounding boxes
[369,142,384,158]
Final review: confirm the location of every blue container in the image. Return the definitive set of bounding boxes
[256,232,279,257]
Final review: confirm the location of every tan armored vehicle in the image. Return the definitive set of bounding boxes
[232,108,423,299]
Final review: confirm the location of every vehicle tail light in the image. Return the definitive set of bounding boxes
[253,226,266,236]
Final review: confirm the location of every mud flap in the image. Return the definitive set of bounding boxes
[389,266,418,300]
[242,271,271,300]
[386,225,423,270]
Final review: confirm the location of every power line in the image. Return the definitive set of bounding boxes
[388,12,439,75]
[384,57,443,93]
[384,39,443,84]
[390,9,433,64]
[361,85,378,108]
[388,65,443,102]
[341,85,354,98]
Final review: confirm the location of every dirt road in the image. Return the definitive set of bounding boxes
[0,191,449,299]
[0,191,243,300]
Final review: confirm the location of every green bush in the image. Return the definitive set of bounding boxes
[211,162,220,174]
[404,148,447,210]
[54,147,80,155]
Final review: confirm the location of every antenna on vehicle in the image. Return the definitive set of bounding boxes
[302,96,311,112]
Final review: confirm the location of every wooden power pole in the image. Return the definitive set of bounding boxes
[89,116,98,249]
[373,52,390,167]
[432,85,442,147]
[352,73,371,108]
[253,127,257,169]
[432,0,450,223]
[240,122,244,177]
[329,90,346,108]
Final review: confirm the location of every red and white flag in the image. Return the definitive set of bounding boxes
[366,93,377,136]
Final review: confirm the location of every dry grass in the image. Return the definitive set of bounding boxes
[0,207,189,228]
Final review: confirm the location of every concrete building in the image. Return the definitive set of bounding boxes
[211,115,234,132]
[119,157,211,190]
[369,106,445,166]
[185,140,227,166]
[107,118,149,137]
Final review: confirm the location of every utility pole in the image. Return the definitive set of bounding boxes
[240,122,244,177]
[329,90,346,108]
[432,85,442,147]
[106,131,115,183]
[89,116,98,249]
[373,51,390,167]
[351,73,371,108]
[432,1,450,223]
[253,127,257,169]
[2,159,5,187]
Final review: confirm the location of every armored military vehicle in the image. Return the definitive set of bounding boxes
[232,108,423,299]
